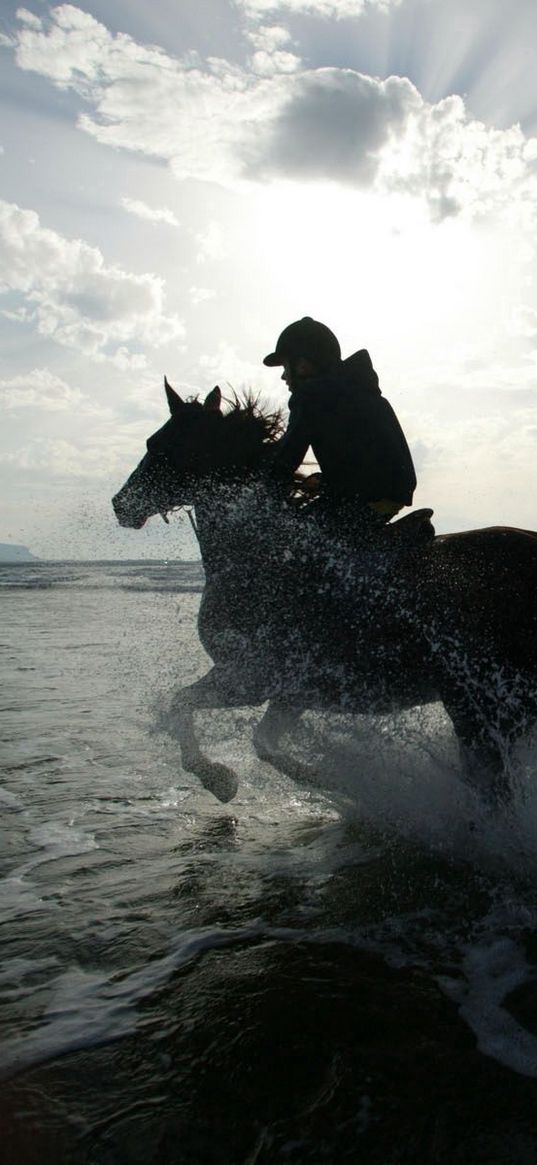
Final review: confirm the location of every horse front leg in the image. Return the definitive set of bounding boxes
[167,669,240,803]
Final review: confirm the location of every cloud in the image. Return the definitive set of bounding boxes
[15,8,43,30]
[0,408,158,482]
[189,287,216,306]
[0,199,184,364]
[249,49,301,75]
[245,24,293,50]
[509,304,537,341]
[244,70,419,184]
[244,73,537,222]
[0,368,84,411]
[244,20,301,74]
[378,94,537,223]
[121,197,180,226]
[198,341,274,392]
[10,4,266,184]
[234,0,402,17]
[0,437,116,479]
[7,5,537,224]
[195,221,227,263]
[0,367,115,415]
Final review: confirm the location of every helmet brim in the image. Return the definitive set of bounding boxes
[263,351,283,367]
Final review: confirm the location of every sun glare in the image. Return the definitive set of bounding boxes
[251,180,526,383]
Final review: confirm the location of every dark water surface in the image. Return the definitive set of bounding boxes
[3,561,537,1163]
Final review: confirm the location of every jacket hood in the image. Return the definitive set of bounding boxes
[289,348,381,406]
[340,349,380,395]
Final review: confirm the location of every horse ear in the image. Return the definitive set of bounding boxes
[164,375,184,416]
[204,386,222,413]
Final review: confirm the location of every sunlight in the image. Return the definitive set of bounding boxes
[252,180,515,365]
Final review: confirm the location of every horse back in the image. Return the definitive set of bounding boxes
[415,524,537,670]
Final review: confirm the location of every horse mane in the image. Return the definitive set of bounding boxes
[182,389,285,445]
[175,388,311,495]
[222,390,285,444]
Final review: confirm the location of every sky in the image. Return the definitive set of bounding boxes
[2,0,537,558]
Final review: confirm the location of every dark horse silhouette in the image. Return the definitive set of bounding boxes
[112,379,537,808]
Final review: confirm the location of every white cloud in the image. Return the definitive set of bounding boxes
[244,19,301,74]
[195,221,227,262]
[189,287,216,306]
[121,197,180,227]
[14,4,111,85]
[0,368,84,411]
[245,24,293,50]
[0,199,184,363]
[234,0,402,17]
[198,341,274,392]
[244,73,537,224]
[109,347,149,372]
[249,49,301,75]
[378,94,537,223]
[0,367,115,416]
[7,6,537,226]
[16,8,44,30]
[509,304,537,340]
[0,409,157,483]
[11,4,267,184]
[0,437,116,479]
[1,305,32,323]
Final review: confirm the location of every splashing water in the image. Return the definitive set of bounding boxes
[3,560,537,1162]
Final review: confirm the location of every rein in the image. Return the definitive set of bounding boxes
[159,504,200,547]
[186,507,200,545]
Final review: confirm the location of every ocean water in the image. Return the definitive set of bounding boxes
[3,560,537,1163]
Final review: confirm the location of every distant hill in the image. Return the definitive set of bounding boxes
[0,543,39,562]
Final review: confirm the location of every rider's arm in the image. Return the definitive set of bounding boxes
[269,398,310,477]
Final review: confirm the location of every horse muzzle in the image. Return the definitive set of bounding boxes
[112,491,149,529]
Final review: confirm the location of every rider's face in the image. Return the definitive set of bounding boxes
[281,360,293,391]
[281,357,317,391]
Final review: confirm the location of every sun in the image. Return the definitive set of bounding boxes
[251,178,525,380]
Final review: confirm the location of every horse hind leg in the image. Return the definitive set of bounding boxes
[253,698,320,786]
[458,735,513,808]
[443,692,518,807]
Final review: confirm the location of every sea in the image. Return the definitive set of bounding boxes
[3,558,537,1164]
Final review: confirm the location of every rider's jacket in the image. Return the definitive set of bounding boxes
[271,350,417,510]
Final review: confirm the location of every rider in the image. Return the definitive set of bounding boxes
[263,317,417,543]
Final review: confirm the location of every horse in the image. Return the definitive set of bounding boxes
[112,379,537,808]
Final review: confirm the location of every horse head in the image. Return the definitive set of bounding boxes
[112,378,282,528]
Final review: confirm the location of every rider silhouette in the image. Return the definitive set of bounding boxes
[263,317,416,542]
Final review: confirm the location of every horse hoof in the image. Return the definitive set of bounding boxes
[200,763,239,803]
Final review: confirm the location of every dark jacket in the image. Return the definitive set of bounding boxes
[271,350,416,506]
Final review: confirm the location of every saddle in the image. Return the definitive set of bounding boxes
[385,508,435,547]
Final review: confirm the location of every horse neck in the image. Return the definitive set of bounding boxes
[191,476,277,577]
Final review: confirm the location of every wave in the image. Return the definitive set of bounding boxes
[0,561,205,593]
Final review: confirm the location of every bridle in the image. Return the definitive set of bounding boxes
[156,498,200,548]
